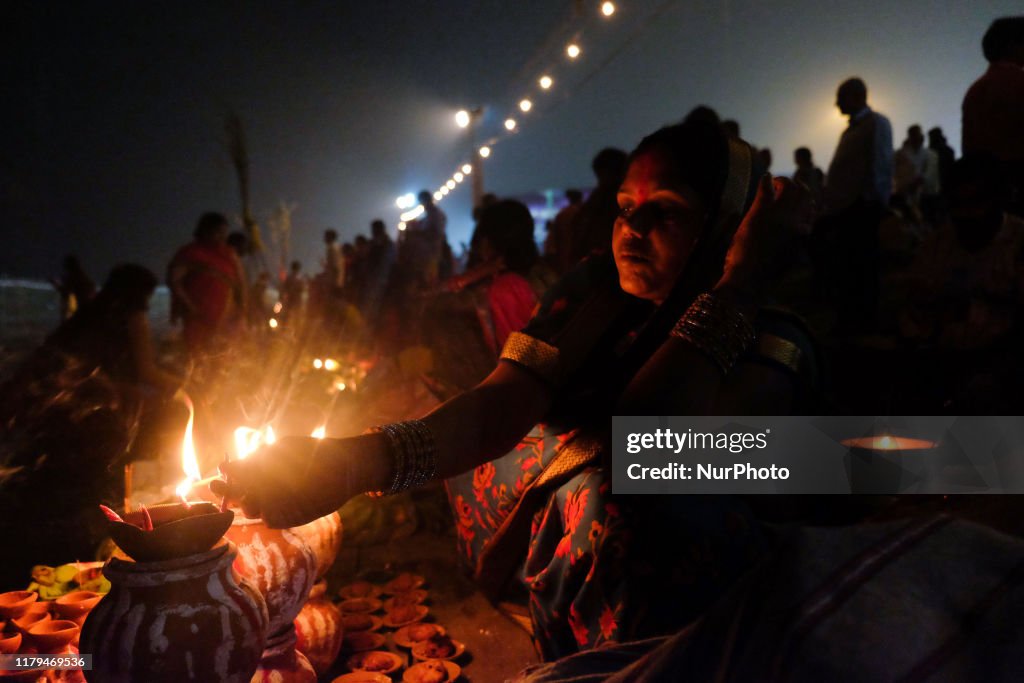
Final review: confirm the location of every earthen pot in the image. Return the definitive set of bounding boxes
[251,628,317,683]
[292,512,343,579]
[224,516,317,637]
[81,542,268,683]
[294,581,344,675]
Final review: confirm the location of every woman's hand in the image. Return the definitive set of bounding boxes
[717,174,813,300]
[213,435,385,528]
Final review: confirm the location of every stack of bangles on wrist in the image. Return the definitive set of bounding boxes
[670,292,757,373]
[366,419,438,497]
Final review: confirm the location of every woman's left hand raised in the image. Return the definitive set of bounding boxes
[717,174,813,300]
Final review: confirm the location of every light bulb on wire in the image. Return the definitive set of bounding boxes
[539,75,553,90]
[566,44,581,59]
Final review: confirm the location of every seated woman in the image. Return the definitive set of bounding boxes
[425,200,557,394]
[219,119,814,659]
[45,264,184,399]
[0,264,183,588]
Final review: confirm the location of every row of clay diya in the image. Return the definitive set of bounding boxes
[0,589,96,682]
[332,574,467,683]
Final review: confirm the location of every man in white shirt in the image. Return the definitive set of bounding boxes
[816,77,893,333]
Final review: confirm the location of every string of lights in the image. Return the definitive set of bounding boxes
[393,1,620,231]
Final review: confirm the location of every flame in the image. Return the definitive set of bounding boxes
[273,302,282,314]
[324,358,339,371]
[335,381,347,392]
[268,318,279,329]
[175,479,192,502]
[176,393,201,502]
[313,358,323,369]
[311,425,326,439]
[840,435,938,451]
[234,424,277,460]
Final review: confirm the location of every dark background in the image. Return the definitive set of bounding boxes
[2,0,1016,280]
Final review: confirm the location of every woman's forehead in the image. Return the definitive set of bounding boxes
[622,151,684,191]
[620,151,701,207]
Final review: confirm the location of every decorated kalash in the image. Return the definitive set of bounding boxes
[0,390,467,682]
[0,394,342,682]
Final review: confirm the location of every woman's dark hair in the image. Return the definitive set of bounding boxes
[97,264,159,314]
[44,264,158,356]
[475,200,540,273]
[629,118,730,222]
[194,212,229,241]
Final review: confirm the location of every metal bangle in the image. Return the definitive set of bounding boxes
[670,293,757,373]
[366,419,438,496]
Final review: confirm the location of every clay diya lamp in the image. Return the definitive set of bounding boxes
[11,609,51,635]
[345,650,403,676]
[26,619,78,654]
[841,435,938,494]
[393,623,446,650]
[411,637,466,662]
[384,590,428,611]
[332,673,391,683]
[342,631,386,653]
[339,598,382,615]
[339,581,383,600]
[103,502,234,563]
[403,660,461,683]
[382,604,429,629]
[384,573,425,595]
[0,630,22,655]
[0,591,37,620]
[54,591,102,627]
[340,613,382,633]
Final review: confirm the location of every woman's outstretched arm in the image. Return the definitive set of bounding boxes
[219,361,551,527]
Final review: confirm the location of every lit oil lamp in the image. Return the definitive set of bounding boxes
[82,399,268,683]
[840,433,938,494]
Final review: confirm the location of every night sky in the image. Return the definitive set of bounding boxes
[3,0,1019,281]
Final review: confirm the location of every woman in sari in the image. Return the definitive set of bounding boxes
[219,119,814,659]
[167,211,248,358]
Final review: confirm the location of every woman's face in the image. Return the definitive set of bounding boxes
[613,151,705,304]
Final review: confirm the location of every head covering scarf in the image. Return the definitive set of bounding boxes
[546,122,763,390]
